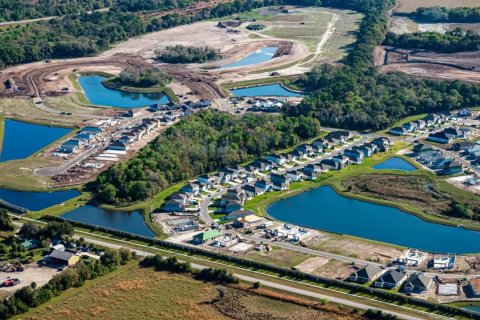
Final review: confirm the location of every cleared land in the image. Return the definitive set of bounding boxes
[395,0,480,13]
[18,265,365,320]
[389,17,480,35]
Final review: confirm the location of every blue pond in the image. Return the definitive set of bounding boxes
[267,186,480,254]
[463,306,480,314]
[373,157,417,171]
[231,84,303,97]
[62,205,155,237]
[221,47,278,69]
[0,189,80,211]
[78,76,169,108]
[0,119,71,163]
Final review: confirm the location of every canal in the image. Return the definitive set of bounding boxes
[231,83,303,97]
[0,119,71,163]
[0,189,80,211]
[61,205,155,237]
[78,76,169,108]
[267,186,480,254]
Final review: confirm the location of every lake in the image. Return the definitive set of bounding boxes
[61,205,155,237]
[221,47,278,69]
[267,186,480,254]
[0,188,80,211]
[0,119,71,163]
[373,157,417,171]
[231,84,303,97]
[78,76,169,108]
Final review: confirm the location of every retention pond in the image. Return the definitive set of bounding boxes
[0,119,71,163]
[78,76,169,108]
[61,205,155,237]
[267,186,480,254]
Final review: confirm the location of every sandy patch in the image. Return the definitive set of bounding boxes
[294,257,330,273]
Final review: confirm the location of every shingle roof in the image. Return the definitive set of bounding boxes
[49,250,75,261]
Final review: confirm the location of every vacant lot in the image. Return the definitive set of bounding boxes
[395,0,480,13]
[246,246,315,268]
[19,264,366,320]
[389,17,480,35]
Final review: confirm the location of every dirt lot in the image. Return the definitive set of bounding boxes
[307,233,404,264]
[394,0,480,13]
[0,264,59,294]
[389,17,480,35]
[312,260,354,280]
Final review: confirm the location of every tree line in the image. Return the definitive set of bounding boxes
[155,45,221,63]
[402,6,480,23]
[383,29,480,53]
[0,0,280,68]
[95,111,321,204]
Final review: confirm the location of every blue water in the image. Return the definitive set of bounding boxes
[0,119,71,162]
[267,186,480,254]
[62,205,154,237]
[78,76,169,108]
[373,157,417,171]
[221,47,278,69]
[463,306,480,313]
[0,189,80,211]
[231,84,303,97]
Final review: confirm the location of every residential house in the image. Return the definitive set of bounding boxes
[59,140,80,153]
[215,171,231,184]
[348,265,384,284]
[81,126,103,136]
[344,149,364,164]
[450,141,475,152]
[389,127,408,136]
[169,192,190,206]
[374,270,407,289]
[255,179,273,192]
[258,158,278,169]
[227,165,245,178]
[285,153,298,163]
[424,114,444,127]
[220,194,243,206]
[198,175,214,186]
[163,111,182,122]
[225,201,242,213]
[332,155,350,168]
[403,273,433,294]
[296,144,314,157]
[119,135,135,145]
[181,183,200,196]
[193,229,222,244]
[413,120,426,130]
[402,122,417,133]
[272,181,290,190]
[302,171,318,181]
[250,161,271,172]
[303,164,322,174]
[108,141,128,151]
[353,145,372,158]
[233,214,263,229]
[74,133,93,142]
[164,200,184,212]
[443,127,463,139]
[222,210,254,221]
[243,185,264,199]
[270,173,291,184]
[427,131,454,144]
[286,170,304,182]
[442,160,463,175]
[311,139,324,151]
[266,154,286,166]
[319,159,338,171]
[327,131,352,143]
[291,149,307,160]
[413,143,433,154]
[372,137,391,152]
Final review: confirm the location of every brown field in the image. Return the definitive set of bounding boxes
[395,0,480,13]
[18,265,365,320]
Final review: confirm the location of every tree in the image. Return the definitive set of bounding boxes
[118,247,132,265]
[253,281,261,289]
[44,221,74,240]
[0,209,14,232]
[100,249,120,270]
[18,222,41,239]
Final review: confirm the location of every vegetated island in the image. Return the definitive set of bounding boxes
[155,45,221,64]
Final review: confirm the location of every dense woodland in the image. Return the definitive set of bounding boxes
[384,29,480,53]
[403,6,480,23]
[0,0,280,68]
[0,0,110,21]
[155,45,221,63]
[96,111,321,203]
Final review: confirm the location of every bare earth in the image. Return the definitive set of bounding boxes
[395,0,480,13]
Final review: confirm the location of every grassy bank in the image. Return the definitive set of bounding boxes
[27,191,90,220]
[221,75,302,94]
